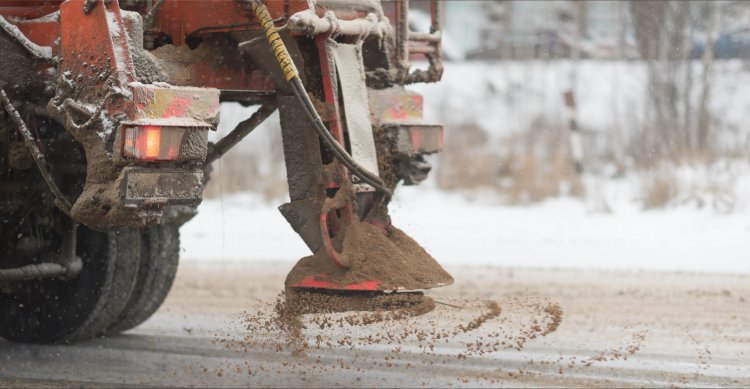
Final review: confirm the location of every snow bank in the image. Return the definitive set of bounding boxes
[181,181,750,273]
[184,60,750,273]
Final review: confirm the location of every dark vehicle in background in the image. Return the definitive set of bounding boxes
[692,28,750,59]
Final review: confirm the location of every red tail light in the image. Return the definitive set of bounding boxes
[123,126,187,161]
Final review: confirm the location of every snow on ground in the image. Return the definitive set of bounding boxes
[181,179,750,273]
[182,60,750,273]
[213,60,750,158]
[410,60,750,147]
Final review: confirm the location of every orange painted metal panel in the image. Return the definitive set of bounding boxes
[155,0,310,46]
[14,20,59,54]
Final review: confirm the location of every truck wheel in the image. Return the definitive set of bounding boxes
[0,227,141,344]
[106,224,180,335]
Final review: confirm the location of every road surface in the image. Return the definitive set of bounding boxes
[1,262,749,387]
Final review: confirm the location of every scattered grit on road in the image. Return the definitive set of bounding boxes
[1,261,749,387]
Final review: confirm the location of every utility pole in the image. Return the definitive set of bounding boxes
[565,0,585,174]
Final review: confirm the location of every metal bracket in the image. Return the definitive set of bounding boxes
[395,0,444,84]
[0,221,82,282]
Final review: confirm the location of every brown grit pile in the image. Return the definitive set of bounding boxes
[285,222,454,290]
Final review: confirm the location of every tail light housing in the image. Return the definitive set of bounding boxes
[122,125,187,161]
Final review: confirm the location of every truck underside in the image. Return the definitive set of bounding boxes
[0,0,450,343]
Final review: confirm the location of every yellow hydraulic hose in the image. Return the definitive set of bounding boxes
[246,0,392,198]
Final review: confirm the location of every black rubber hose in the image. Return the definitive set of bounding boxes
[289,77,392,198]
[0,87,73,214]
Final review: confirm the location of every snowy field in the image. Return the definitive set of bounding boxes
[183,60,750,274]
[212,60,750,172]
[411,60,750,146]
[181,178,750,273]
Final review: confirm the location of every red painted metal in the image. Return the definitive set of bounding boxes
[163,95,190,118]
[153,0,308,46]
[0,0,311,92]
[312,7,366,21]
[2,0,438,291]
[57,1,220,132]
[0,1,61,6]
[410,127,421,150]
[374,94,423,124]
[13,19,59,53]
[0,1,60,19]
[290,273,381,291]
[163,59,276,91]
[59,0,134,111]
[319,212,349,269]
[315,35,345,154]
[0,5,58,18]
[313,34,359,271]
[127,83,219,126]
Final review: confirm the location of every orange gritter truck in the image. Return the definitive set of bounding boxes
[0,0,451,343]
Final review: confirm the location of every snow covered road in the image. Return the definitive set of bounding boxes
[2,262,748,388]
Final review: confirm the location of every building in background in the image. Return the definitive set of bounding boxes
[442,0,637,60]
[437,0,750,61]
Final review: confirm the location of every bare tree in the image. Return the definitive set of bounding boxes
[631,1,664,61]
[629,0,715,162]
[697,1,718,152]
[682,2,695,152]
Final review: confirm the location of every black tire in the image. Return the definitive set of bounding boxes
[0,226,141,344]
[106,224,180,335]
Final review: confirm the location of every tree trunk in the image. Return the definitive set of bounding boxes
[697,1,718,153]
[682,2,695,153]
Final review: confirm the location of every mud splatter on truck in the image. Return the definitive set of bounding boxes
[0,0,448,343]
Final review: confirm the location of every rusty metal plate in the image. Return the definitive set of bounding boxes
[331,41,380,181]
[128,83,220,128]
[121,168,203,205]
[385,123,443,155]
